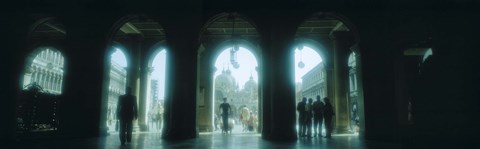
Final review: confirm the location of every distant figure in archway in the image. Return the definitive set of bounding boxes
[240,105,251,132]
[219,97,232,134]
[117,87,138,145]
[323,97,334,138]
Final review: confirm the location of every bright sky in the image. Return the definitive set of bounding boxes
[214,47,258,89]
[151,50,167,99]
[111,48,127,67]
[294,46,322,83]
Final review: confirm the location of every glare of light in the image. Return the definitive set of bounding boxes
[294,46,322,83]
[151,50,167,99]
[111,48,127,67]
[214,46,258,89]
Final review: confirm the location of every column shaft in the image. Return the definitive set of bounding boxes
[332,31,354,134]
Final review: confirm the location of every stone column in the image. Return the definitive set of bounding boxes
[162,14,200,140]
[39,70,45,88]
[31,68,37,84]
[139,65,153,131]
[126,34,148,131]
[55,75,60,93]
[59,77,63,93]
[47,72,52,91]
[259,17,297,141]
[195,46,214,132]
[331,31,354,134]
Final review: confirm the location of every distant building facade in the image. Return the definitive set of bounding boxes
[23,48,64,95]
[106,61,127,132]
[214,68,259,118]
[301,63,327,100]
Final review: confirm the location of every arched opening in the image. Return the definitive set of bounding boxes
[294,13,362,138]
[293,43,327,137]
[196,13,262,135]
[104,47,128,133]
[145,48,167,132]
[101,15,167,134]
[16,18,66,135]
[348,52,359,133]
[22,47,65,95]
[213,46,259,134]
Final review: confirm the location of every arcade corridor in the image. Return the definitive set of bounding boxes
[2,0,480,148]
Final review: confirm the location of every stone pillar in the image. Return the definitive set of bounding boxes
[139,65,152,131]
[126,34,148,131]
[259,17,297,141]
[47,72,52,91]
[331,31,354,134]
[59,78,63,93]
[39,70,44,88]
[162,14,201,140]
[31,69,37,84]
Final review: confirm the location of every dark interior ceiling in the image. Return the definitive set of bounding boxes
[30,17,349,42]
[30,19,66,39]
[116,19,165,39]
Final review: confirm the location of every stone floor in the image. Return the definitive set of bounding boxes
[5,124,477,149]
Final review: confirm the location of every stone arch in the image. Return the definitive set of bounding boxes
[294,12,365,136]
[197,12,263,133]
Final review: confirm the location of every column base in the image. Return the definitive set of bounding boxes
[334,127,354,134]
[197,125,214,132]
[139,123,148,131]
[99,126,109,136]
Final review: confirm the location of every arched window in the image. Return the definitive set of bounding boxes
[213,46,259,133]
[23,47,65,95]
[105,47,128,132]
[294,45,326,101]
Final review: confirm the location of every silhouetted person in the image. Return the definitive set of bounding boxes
[306,98,314,138]
[323,97,334,138]
[219,97,231,134]
[296,97,307,137]
[312,95,324,137]
[117,87,138,145]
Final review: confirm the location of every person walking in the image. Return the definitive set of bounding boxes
[116,87,138,145]
[296,97,307,137]
[219,97,232,134]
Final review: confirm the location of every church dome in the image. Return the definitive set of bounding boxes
[215,68,236,90]
[244,75,257,90]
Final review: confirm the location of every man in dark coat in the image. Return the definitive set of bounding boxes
[117,87,138,145]
[323,97,334,138]
[296,97,307,137]
[312,95,324,137]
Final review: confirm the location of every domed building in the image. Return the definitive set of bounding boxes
[238,75,258,110]
[214,67,238,115]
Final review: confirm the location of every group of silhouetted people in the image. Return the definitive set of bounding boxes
[297,95,334,138]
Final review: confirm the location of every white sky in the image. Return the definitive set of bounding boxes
[112,48,127,67]
[295,46,322,83]
[214,47,258,89]
[150,50,167,99]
